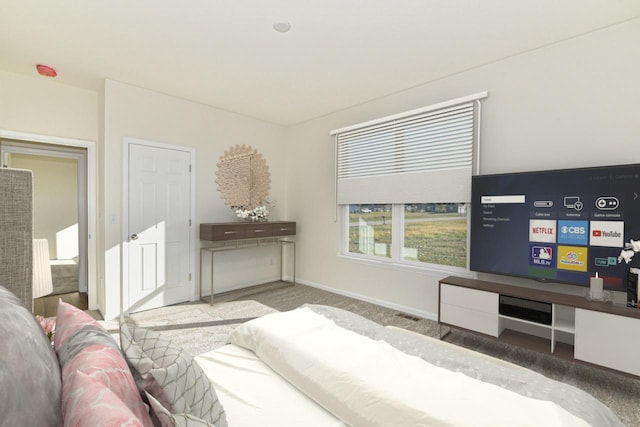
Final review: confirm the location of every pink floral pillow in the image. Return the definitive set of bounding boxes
[63,371,145,427]
[54,299,103,351]
[55,300,153,426]
[61,345,153,425]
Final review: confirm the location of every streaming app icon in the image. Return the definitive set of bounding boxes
[589,221,624,247]
[529,244,554,268]
[558,220,588,245]
[557,245,588,272]
[529,219,556,243]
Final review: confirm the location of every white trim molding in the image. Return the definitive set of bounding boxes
[0,129,98,310]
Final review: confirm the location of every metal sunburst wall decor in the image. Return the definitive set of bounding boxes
[215,144,271,214]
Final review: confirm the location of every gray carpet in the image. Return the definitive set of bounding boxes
[105,282,640,426]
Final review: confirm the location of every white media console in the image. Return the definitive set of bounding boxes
[439,276,640,377]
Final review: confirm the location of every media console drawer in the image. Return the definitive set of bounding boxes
[575,309,640,376]
[440,283,498,313]
[440,284,499,336]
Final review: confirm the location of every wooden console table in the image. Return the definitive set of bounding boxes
[199,221,296,304]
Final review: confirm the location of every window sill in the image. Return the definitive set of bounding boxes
[336,253,472,278]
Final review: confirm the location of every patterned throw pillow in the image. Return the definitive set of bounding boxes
[120,321,227,427]
[145,392,218,427]
[63,371,146,427]
[55,300,154,426]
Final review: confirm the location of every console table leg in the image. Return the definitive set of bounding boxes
[279,240,296,286]
[210,250,215,305]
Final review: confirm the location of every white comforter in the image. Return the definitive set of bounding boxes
[229,307,591,427]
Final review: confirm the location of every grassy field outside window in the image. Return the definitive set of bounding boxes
[347,203,466,268]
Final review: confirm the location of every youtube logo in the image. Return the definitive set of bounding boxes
[589,221,623,247]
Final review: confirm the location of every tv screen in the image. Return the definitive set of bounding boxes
[470,164,640,291]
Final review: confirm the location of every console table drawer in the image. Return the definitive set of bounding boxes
[274,222,296,236]
[246,223,273,238]
[200,223,246,241]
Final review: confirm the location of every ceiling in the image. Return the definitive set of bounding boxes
[1,1,639,126]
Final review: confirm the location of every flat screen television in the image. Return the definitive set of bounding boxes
[470,164,640,291]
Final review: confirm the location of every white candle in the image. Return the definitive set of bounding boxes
[590,272,604,300]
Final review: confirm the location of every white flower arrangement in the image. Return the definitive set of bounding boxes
[235,205,270,221]
[618,239,640,264]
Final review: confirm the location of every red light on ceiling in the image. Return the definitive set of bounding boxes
[36,64,57,77]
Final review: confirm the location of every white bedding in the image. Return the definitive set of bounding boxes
[228,307,592,427]
[195,343,348,427]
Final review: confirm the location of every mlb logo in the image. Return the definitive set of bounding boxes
[530,244,554,267]
[533,246,552,259]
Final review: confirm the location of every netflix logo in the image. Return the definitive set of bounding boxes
[529,219,557,243]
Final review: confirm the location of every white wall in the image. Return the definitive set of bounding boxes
[0,70,98,141]
[10,154,78,260]
[102,80,286,319]
[284,19,640,319]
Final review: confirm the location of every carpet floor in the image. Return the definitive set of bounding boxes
[103,281,640,426]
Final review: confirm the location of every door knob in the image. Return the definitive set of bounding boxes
[130,234,139,241]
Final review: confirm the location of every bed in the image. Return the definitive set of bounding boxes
[0,270,626,426]
[50,258,79,295]
[194,304,624,427]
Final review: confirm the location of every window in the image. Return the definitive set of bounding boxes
[332,92,486,270]
[345,203,466,268]
[348,204,392,258]
[402,203,467,268]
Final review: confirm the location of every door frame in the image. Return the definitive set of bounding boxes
[121,137,196,314]
[0,129,98,309]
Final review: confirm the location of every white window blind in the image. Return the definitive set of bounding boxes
[332,92,486,205]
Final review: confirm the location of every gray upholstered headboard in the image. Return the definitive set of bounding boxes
[0,168,33,309]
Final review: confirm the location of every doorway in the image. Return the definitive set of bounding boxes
[0,134,95,315]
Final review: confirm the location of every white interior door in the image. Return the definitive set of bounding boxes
[127,143,191,313]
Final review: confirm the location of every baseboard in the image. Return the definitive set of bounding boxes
[296,278,438,322]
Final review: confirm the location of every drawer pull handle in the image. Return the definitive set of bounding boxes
[280,228,289,231]
[223,231,237,235]
[254,229,265,233]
